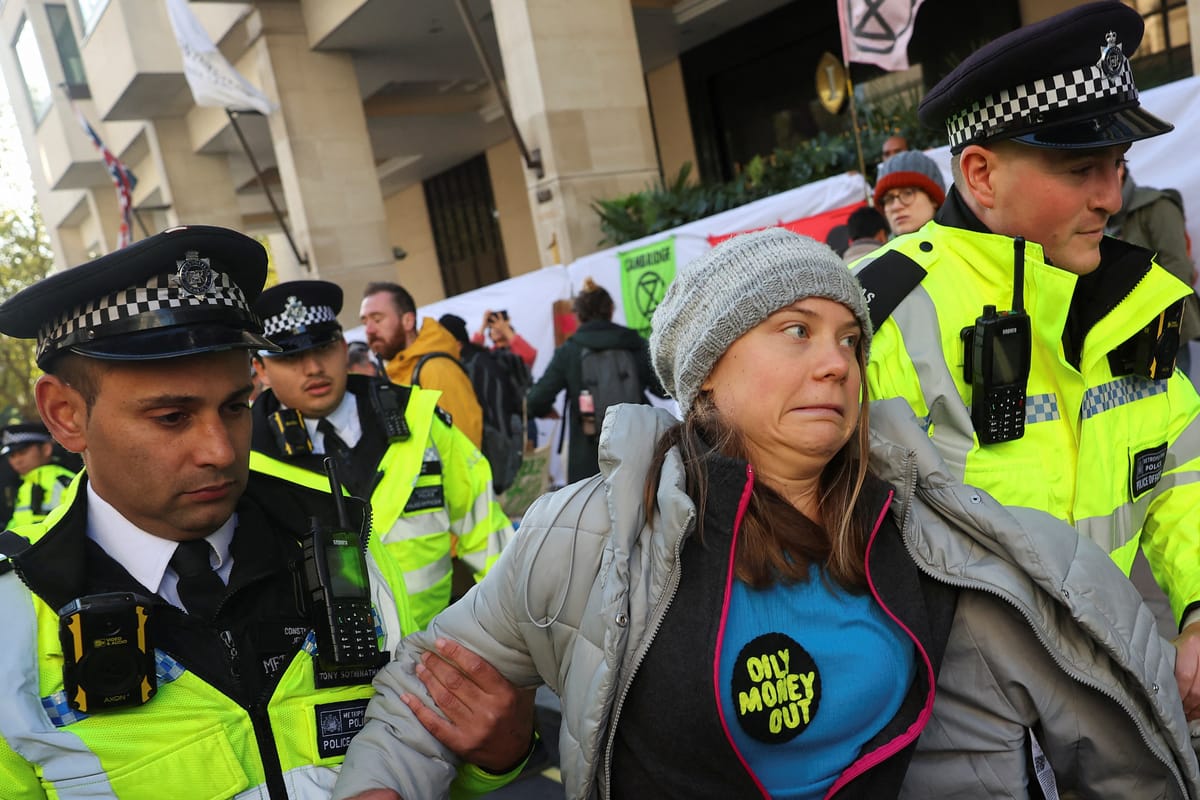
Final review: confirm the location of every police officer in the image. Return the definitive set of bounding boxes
[0,421,76,529]
[250,280,511,631]
[0,227,526,798]
[854,1,1200,718]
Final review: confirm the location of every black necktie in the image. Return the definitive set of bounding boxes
[170,539,225,620]
[318,418,354,483]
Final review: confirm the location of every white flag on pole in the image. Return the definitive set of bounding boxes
[164,0,275,115]
[837,0,926,72]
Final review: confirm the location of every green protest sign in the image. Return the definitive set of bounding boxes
[618,236,675,338]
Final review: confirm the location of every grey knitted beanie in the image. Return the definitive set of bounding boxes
[650,227,872,414]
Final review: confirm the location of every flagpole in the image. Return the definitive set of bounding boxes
[226,109,309,270]
[837,0,872,204]
[844,68,870,203]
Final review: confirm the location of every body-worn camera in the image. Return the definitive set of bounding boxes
[1109,299,1183,380]
[59,592,157,713]
[269,409,313,456]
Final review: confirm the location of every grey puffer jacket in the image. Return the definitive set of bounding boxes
[334,400,1200,800]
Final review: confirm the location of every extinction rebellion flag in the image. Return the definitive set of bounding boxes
[837,0,926,72]
[618,236,675,339]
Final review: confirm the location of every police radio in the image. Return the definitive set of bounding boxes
[268,408,313,456]
[366,379,411,441]
[58,592,157,713]
[961,237,1032,445]
[304,458,388,686]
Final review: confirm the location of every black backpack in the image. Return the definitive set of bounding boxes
[578,346,647,436]
[414,347,529,495]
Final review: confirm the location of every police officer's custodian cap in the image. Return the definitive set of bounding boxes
[919,0,1173,153]
[0,422,52,456]
[0,225,278,368]
[253,280,344,357]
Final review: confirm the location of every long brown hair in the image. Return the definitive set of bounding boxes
[643,342,873,590]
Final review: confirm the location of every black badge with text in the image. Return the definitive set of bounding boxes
[1131,442,1168,499]
[315,698,370,758]
[730,632,821,743]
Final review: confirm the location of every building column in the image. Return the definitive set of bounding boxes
[1190,0,1200,78]
[492,0,660,267]
[151,118,242,230]
[248,2,394,318]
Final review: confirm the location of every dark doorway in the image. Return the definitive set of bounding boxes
[423,154,508,296]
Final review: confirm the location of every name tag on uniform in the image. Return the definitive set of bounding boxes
[1131,442,1168,498]
[404,484,445,512]
[315,698,370,759]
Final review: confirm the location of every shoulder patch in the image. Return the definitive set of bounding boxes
[434,406,453,428]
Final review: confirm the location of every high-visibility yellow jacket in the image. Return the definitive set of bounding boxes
[6,463,75,529]
[858,218,1200,625]
[0,473,517,799]
[250,378,512,630]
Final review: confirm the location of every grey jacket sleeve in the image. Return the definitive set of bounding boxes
[902,591,1187,799]
[331,504,556,800]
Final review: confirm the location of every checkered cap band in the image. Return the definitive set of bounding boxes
[36,269,252,363]
[1,430,48,449]
[261,302,338,338]
[946,60,1137,149]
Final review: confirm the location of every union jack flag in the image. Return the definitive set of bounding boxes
[70,103,138,249]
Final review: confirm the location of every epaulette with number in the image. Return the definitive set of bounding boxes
[434,406,454,429]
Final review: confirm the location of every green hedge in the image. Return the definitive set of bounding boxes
[593,91,941,246]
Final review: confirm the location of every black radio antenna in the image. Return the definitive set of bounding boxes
[323,457,351,530]
[1012,236,1026,313]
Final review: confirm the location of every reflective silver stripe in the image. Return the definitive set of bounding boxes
[457,535,502,574]
[1081,376,1168,419]
[1163,404,1200,473]
[453,490,499,541]
[0,577,114,796]
[242,754,339,799]
[1076,492,1148,554]
[48,481,68,511]
[403,554,453,596]
[382,510,449,542]
[1152,470,1200,496]
[887,285,976,479]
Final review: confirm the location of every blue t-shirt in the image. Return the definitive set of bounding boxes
[717,564,916,799]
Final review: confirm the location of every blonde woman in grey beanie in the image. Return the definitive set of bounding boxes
[336,228,1198,800]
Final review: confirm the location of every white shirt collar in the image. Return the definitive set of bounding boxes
[85,481,237,599]
[301,391,362,451]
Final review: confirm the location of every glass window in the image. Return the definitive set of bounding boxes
[1121,0,1193,86]
[13,17,52,123]
[1167,6,1189,51]
[46,4,88,97]
[74,0,108,37]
